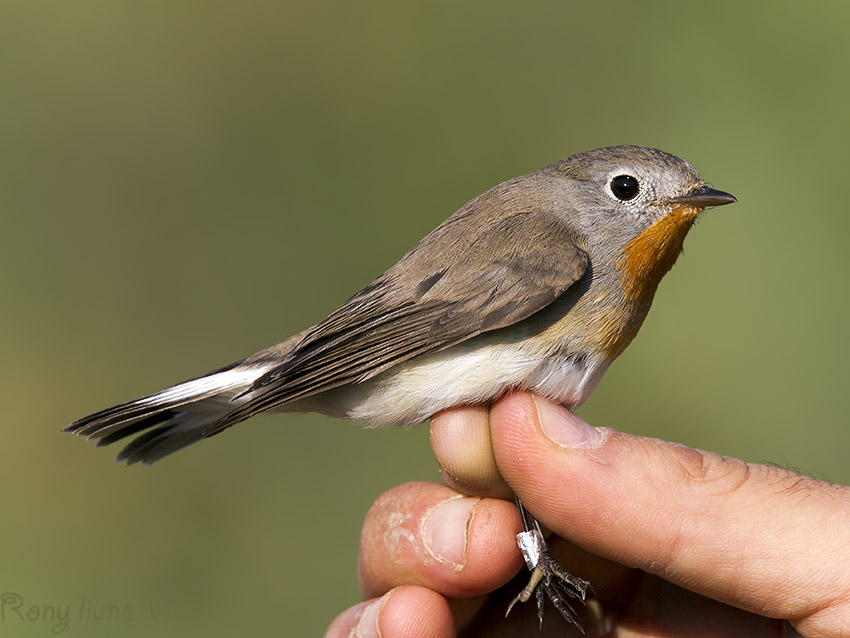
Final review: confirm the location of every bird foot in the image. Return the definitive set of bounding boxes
[506,523,592,631]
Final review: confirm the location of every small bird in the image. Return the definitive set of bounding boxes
[66,145,736,629]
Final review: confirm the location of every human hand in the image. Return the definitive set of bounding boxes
[325,392,850,637]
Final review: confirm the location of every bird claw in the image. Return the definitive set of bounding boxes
[508,501,593,631]
[506,541,592,631]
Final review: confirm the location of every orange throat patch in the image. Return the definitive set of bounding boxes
[617,206,701,303]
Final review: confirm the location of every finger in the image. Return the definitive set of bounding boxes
[324,586,454,638]
[489,392,850,634]
[430,405,512,499]
[358,482,522,600]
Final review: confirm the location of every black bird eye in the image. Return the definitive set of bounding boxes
[610,175,639,201]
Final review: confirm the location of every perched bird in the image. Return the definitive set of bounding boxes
[67,145,736,628]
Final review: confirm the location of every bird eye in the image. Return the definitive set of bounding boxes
[610,175,639,201]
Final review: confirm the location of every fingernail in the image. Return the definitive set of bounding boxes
[421,496,479,570]
[533,396,604,449]
[354,594,385,638]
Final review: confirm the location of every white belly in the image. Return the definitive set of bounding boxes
[289,339,610,426]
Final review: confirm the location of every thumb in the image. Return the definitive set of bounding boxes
[489,392,850,634]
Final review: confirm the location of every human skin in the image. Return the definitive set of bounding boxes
[325,392,850,637]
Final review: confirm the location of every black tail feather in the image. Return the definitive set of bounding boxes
[66,365,264,465]
[67,407,225,465]
[92,411,174,447]
[114,413,216,466]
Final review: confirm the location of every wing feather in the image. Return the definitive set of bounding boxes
[204,210,589,434]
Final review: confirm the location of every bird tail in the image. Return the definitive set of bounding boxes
[65,362,271,465]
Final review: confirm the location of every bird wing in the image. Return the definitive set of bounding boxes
[206,209,589,433]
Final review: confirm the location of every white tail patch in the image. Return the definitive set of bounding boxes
[137,366,268,408]
[67,362,276,464]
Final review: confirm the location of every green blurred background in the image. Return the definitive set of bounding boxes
[2,1,848,635]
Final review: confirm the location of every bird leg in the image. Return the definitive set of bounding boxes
[506,497,592,631]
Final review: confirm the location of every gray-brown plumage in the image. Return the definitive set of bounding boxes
[68,146,735,469]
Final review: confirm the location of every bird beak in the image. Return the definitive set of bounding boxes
[669,185,737,208]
